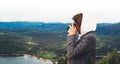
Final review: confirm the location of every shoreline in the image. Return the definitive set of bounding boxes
[24,54,53,63]
[0,54,24,57]
[0,54,53,63]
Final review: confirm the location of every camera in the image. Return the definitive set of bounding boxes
[67,13,83,34]
[67,23,76,31]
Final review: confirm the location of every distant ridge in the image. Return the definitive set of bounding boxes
[0,22,69,32]
[0,21,120,36]
[96,22,120,36]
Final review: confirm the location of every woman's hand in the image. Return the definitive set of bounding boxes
[67,22,77,35]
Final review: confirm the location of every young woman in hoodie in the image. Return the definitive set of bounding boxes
[67,12,96,64]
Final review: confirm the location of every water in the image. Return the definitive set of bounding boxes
[0,56,53,64]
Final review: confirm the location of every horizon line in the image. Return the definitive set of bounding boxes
[0,21,120,24]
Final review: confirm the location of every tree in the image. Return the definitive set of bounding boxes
[98,48,120,64]
[58,55,67,64]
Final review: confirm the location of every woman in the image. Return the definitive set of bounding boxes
[67,12,96,64]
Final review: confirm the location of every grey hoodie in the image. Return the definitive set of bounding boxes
[67,12,96,64]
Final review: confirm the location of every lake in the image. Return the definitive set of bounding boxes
[0,56,53,64]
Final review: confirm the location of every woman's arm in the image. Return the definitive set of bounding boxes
[67,34,95,58]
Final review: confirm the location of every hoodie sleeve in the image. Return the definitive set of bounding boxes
[67,34,94,58]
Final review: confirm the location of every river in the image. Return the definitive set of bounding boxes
[0,56,53,64]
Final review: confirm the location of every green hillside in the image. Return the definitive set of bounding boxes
[0,28,67,59]
[0,22,120,59]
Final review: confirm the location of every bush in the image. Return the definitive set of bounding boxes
[37,50,57,59]
[58,55,67,64]
[98,48,120,64]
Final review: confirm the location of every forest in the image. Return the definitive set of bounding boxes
[0,22,120,63]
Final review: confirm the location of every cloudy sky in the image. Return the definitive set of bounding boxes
[0,0,120,23]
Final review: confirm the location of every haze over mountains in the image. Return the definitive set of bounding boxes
[0,22,120,36]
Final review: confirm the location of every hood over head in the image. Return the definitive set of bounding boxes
[78,12,97,37]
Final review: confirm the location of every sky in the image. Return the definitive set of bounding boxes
[0,0,120,23]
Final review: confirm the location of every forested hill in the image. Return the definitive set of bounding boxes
[0,22,120,35]
[0,22,69,32]
[96,22,120,36]
[0,22,120,58]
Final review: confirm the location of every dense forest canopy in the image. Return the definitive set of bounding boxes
[0,22,120,59]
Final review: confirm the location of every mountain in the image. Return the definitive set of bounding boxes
[0,22,69,32]
[0,21,120,58]
[96,22,120,36]
[0,22,120,36]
